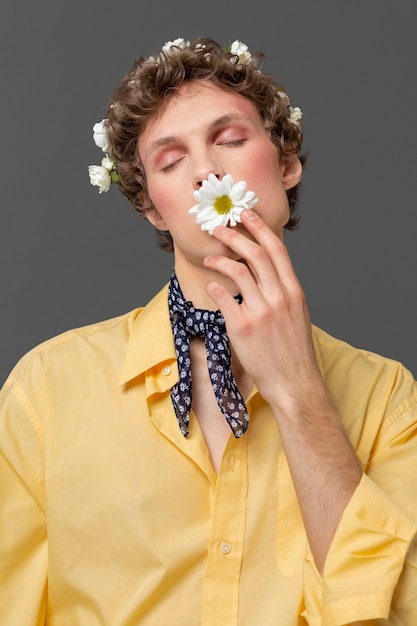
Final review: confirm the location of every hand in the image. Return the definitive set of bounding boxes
[204,209,362,572]
[204,209,322,413]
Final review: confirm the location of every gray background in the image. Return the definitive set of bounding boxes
[1,0,416,385]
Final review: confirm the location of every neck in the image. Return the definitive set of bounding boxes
[173,263,239,310]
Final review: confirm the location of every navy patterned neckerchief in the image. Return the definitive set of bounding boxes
[168,272,249,438]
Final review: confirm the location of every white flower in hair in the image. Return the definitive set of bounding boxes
[162,38,190,54]
[88,120,119,193]
[92,119,109,152]
[229,40,251,64]
[189,173,258,235]
[101,156,114,171]
[88,164,112,194]
[277,90,290,105]
[147,38,189,64]
[289,106,303,125]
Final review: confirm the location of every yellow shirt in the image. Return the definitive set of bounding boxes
[1,284,416,626]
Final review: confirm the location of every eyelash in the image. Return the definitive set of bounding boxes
[159,138,246,173]
[161,158,183,174]
[220,139,246,146]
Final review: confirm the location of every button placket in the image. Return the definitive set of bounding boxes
[202,435,249,623]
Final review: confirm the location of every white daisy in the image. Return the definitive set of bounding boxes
[189,173,258,235]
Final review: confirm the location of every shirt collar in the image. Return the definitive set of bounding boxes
[118,281,326,386]
[118,283,176,385]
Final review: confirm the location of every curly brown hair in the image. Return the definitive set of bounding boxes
[105,37,306,253]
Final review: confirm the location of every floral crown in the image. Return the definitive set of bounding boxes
[88,38,303,195]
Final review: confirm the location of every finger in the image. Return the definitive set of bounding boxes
[204,253,269,307]
[211,224,281,292]
[204,253,306,337]
[205,279,245,322]
[239,210,301,288]
[210,214,307,317]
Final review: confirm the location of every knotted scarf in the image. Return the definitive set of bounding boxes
[168,273,249,438]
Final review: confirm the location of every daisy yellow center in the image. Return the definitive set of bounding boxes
[214,195,233,215]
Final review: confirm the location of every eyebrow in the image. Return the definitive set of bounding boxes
[144,114,252,159]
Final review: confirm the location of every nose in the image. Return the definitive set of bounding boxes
[193,151,226,189]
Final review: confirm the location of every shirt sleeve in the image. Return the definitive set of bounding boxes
[0,379,48,626]
[303,393,417,626]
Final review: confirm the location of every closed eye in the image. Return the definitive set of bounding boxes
[161,157,184,173]
[218,138,246,147]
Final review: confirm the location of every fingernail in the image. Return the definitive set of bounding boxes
[242,209,257,220]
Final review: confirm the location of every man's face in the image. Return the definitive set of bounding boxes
[138,80,301,272]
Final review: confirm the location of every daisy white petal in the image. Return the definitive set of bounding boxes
[229,180,248,200]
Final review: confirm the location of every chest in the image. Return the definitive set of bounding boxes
[189,338,253,472]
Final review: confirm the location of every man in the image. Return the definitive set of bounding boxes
[1,37,416,625]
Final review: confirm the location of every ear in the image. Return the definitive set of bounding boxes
[145,206,168,231]
[138,191,169,231]
[281,156,303,190]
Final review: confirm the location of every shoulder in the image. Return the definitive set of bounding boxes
[313,324,415,380]
[2,283,171,394]
[312,325,417,428]
[3,308,143,389]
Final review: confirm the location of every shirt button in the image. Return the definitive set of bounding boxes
[220,541,231,555]
[162,365,172,376]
